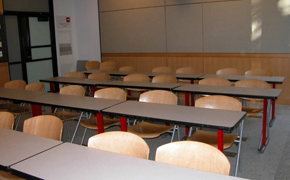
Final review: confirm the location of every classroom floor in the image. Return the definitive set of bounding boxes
[16,101,290,180]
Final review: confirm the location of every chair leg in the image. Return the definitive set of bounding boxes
[64,121,71,139]
[14,115,22,131]
[234,119,244,177]
[71,112,84,143]
[170,125,177,142]
[80,128,87,145]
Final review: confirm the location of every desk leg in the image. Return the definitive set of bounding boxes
[185,93,189,106]
[259,99,269,153]
[120,117,127,132]
[96,113,104,134]
[31,104,42,116]
[190,80,195,107]
[49,83,54,93]
[270,84,276,127]
[218,130,224,152]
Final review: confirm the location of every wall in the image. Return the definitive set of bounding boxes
[53,0,101,76]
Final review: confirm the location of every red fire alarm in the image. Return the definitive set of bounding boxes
[66,17,70,23]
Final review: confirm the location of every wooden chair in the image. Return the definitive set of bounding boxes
[7,82,45,130]
[49,85,85,142]
[80,88,127,145]
[128,90,179,142]
[85,61,100,71]
[152,66,172,73]
[152,74,177,84]
[216,68,244,75]
[123,73,150,100]
[119,65,137,72]
[23,115,63,141]
[0,112,14,129]
[176,67,196,74]
[64,71,86,79]
[155,141,230,175]
[245,69,273,76]
[100,61,117,71]
[187,95,243,176]
[235,79,270,117]
[87,72,111,95]
[88,131,150,159]
[199,77,232,86]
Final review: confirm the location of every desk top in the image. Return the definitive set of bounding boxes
[0,128,62,170]
[173,84,282,99]
[40,77,110,86]
[11,143,248,180]
[199,74,285,84]
[0,88,44,102]
[103,101,246,131]
[83,70,204,80]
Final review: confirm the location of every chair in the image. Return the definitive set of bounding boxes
[235,79,270,117]
[80,88,127,145]
[23,115,63,141]
[128,90,179,142]
[199,77,232,86]
[152,66,172,73]
[87,72,111,95]
[85,61,100,71]
[88,131,150,159]
[176,67,196,74]
[152,74,177,84]
[49,85,85,142]
[7,82,45,130]
[64,71,86,79]
[0,112,14,129]
[216,68,244,75]
[119,66,137,72]
[100,61,117,71]
[245,69,273,76]
[187,95,243,176]
[123,73,150,100]
[155,141,230,175]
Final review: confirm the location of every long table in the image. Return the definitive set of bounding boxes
[0,88,125,143]
[173,84,282,153]
[102,100,246,152]
[10,143,248,180]
[0,128,62,171]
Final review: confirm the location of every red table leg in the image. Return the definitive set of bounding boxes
[262,99,268,146]
[31,104,42,116]
[217,130,224,152]
[120,116,127,132]
[270,84,276,126]
[185,93,189,106]
[96,113,104,134]
[49,83,54,93]
[190,80,195,106]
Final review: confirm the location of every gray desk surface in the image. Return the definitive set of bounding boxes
[0,88,44,102]
[199,74,285,84]
[40,76,110,86]
[0,128,62,170]
[103,101,246,131]
[173,84,282,99]
[83,70,204,80]
[11,143,248,180]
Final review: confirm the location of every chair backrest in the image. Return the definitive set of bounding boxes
[88,72,110,81]
[152,74,177,84]
[100,61,117,71]
[235,79,270,89]
[198,77,231,86]
[176,67,196,74]
[4,80,26,89]
[119,66,137,72]
[0,112,14,129]
[155,141,230,175]
[59,85,85,96]
[216,68,244,75]
[85,61,100,71]
[152,66,172,73]
[123,73,150,83]
[139,90,177,105]
[88,131,150,159]
[195,95,242,111]
[64,71,86,79]
[25,82,45,91]
[94,88,127,100]
[23,115,63,141]
[245,69,273,76]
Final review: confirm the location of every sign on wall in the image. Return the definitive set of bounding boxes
[56,16,71,29]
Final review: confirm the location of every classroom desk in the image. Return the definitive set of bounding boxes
[103,100,246,152]
[10,143,248,180]
[0,88,125,143]
[198,74,285,126]
[173,84,282,153]
[0,128,62,171]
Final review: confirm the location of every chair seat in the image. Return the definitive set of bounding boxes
[128,122,174,138]
[242,107,263,117]
[8,105,32,115]
[80,117,119,130]
[49,111,81,121]
[187,130,238,149]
